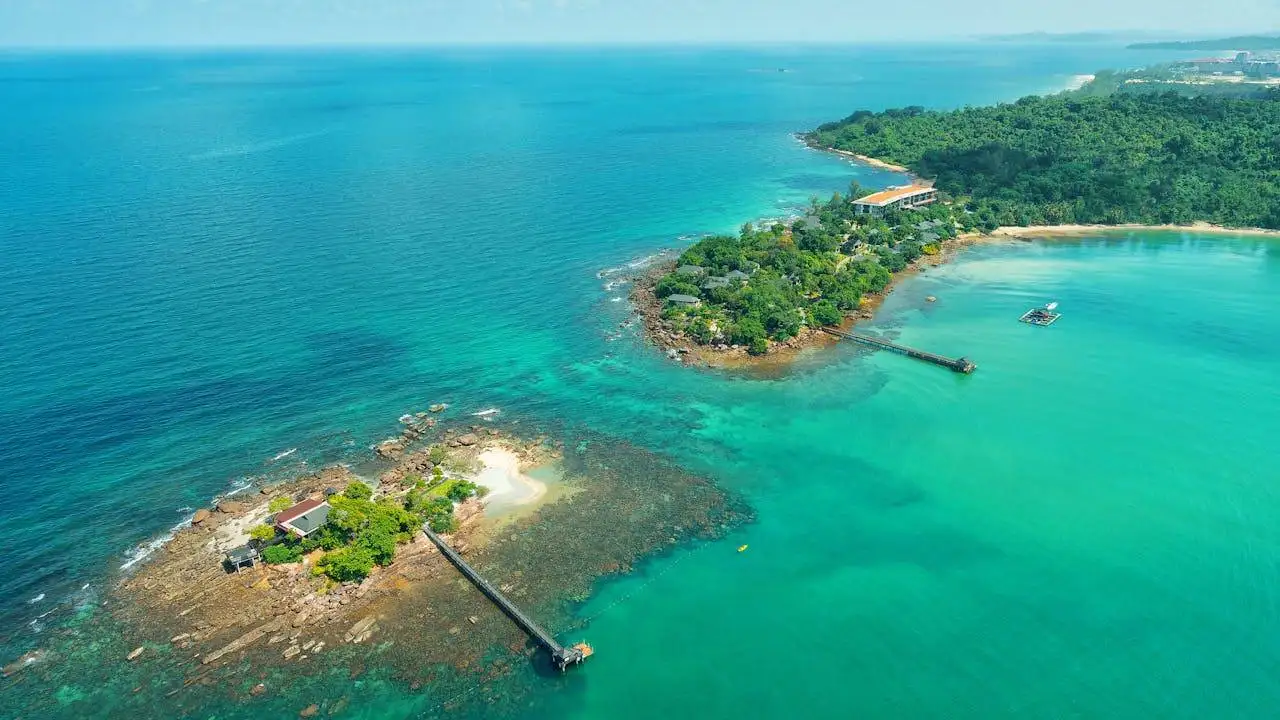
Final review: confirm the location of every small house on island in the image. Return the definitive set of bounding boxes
[675,265,706,278]
[853,184,938,216]
[224,544,259,573]
[702,276,731,290]
[726,269,750,282]
[273,498,330,538]
[666,294,701,308]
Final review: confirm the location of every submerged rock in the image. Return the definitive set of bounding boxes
[299,703,319,718]
[344,616,377,643]
[429,403,448,413]
[2,649,48,677]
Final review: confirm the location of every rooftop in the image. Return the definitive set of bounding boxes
[274,498,327,527]
[854,184,937,207]
[226,545,258,563]
[667,294,700,304]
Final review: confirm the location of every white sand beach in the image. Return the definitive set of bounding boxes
[474,448,547,510]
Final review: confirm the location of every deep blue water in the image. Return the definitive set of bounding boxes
[6,44,1255,719]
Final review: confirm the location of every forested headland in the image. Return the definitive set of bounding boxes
[804,91,1280,229]
[642,191,967,356]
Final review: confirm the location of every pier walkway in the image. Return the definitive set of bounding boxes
[822,327,976,373]
[420,524,590,671]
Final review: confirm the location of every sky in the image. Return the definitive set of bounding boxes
[0,0,1276,47]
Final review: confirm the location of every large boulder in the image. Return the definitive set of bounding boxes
[375,439,405,459]
[216,500,248,514]
[191,509,211,525]
[457,433,479,447]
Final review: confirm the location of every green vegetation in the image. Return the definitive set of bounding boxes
[1128,35,1280,51]
[317,547,375,583]
[259,476,484,580]
[653,190,963,354]
[248,524,278,543]
[261,544,303,564]
[267,496,293,513]
[806,91,1280,229]
[343,481,373,500]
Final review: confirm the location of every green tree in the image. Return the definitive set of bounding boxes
[811,300,843,327]
[262,544,303,564]
[730,317,767,346]
[358,528,397,566]
[248,524,278,543]
[267,496,293,513]
[344,482,373,500]
[321,547,376,582]
[765,310,802,340]
[655,275,701,299]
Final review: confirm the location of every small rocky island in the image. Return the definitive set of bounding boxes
[2,408,752,718]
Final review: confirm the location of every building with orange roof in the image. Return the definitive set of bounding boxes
[852,184,938,216]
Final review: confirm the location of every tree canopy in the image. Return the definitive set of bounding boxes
[653,185,959,354]
[806,91,1280,229]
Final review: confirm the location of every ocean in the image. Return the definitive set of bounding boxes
[4,43,1279,718]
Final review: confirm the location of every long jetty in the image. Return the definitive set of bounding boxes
[420,524,589,671]
[822,327,976,373]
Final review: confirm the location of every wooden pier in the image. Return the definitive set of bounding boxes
[822,328,976,373]
[421,524,591,671]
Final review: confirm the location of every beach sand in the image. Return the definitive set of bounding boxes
[824,147,911,173]
[986,222,1280,239]
[474,447,548,511]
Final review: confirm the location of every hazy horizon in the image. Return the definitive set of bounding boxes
[1,0,1277,49]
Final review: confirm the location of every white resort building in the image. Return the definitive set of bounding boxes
[852,184,938,216]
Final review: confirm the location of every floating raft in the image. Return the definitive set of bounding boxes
[1020,308,1061,326]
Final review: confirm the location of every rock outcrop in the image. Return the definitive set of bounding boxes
[216,500,248,514]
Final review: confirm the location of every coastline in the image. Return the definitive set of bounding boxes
[796,133,912,174]
[985,221,1280,239]
[631,235,964,371]
[6,415,751,717]
[633,219,1280,372]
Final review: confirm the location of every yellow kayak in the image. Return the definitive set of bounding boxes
[737,544,748,553]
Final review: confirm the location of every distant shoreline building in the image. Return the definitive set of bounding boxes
[852,184,938,216]
[1181,51,1280,77]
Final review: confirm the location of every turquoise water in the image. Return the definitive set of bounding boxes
[5,45,1278,718]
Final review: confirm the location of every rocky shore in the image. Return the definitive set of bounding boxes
[111,416,560,677]
[3,409,752,718]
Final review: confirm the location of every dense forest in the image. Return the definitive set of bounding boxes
[652,189,965,354]
[805,91,1280,229]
